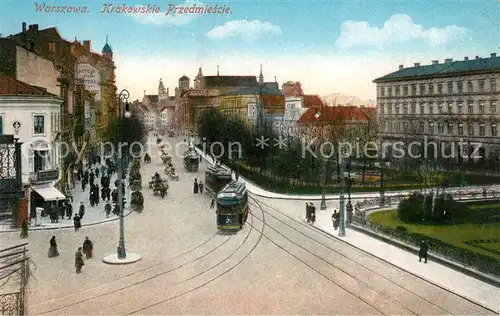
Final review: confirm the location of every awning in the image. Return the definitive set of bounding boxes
[32,185,65,201]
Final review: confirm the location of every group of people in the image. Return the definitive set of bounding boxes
[305,203,316,224]
[193,178,204,194]
[47,236,94,274]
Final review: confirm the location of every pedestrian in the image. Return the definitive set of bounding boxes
[310,211,316,225]
[81,179,86,192]
[65,201,73,219]
[419,240,429,263]
[89,172,95,186]
[75,247,84,273]
[332,210,339,230]
[73,214,81,231]
[199,155,202,163]
[79,202,85,218]
[95,168,99,178]
[210,198,215,209]
[198,181,204,194]
[105,202,111,218]
[48,236,59,258]
[305,203,310,222]
[82,237,93,259]
[193,178,199,194]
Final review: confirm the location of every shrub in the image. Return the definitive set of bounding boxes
[395,225,408,235]
[398,192,467,224]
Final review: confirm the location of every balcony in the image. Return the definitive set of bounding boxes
[29,169,60,184]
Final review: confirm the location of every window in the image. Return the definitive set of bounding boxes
[491,102,497,114]
[467,81,473,93]
[491,79,497,92]
[420,103,425,114]
[403,121,409,131]
[457,102,463,114]
[403,86,408,96]
[448,123,454,134]
[479,102,485,114]
[479,124,485,136]
[380,87,385,97]
[420,84,425,95]
[429,84,434,94]
[492,124,498,137]
[457,82,463,93]
[439,103,444,114]
[468,103,474,114]
[429,103,435,114]
[468,123,474,136]
[447,102,453,114]
[419,121,424,132]
[33,151,46,172]
[396,104,400,114]
[380,104,385,114]
[438,123,444,134]
[437,83,443,94]
[479,81,485,92]
[429,122,435,133]
[447,82,453,94]
[458,123,464,135]
[388,87,393,96]
[411,103,416,114]
[411,85,416,96]
[395,86,400,96]
[33,115,45,134]
[403,104,408,114]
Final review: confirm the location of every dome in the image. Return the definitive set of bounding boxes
[102,43,112,54]
[179,75,189,81]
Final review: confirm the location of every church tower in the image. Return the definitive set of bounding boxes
[102,35,113,60]
[194,67,203,89]
[258,64,264,85]
[158,78,167,102]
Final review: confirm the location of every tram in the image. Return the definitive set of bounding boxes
[216,181,248,231]
[205,165,232,196]
[183,148,200,172]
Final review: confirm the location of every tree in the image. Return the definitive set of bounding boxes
[106,116,147,157]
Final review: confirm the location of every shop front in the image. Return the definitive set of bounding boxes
[29,169,66,220]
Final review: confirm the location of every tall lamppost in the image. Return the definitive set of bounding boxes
[117,88,129,259]
[314,105,327,210]
[338,151,346,237]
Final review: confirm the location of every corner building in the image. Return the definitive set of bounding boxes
[374,53,500,165]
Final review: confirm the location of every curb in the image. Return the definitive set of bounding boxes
[348,224,500,289]
[307,224,500,314]
[0,210,134,233]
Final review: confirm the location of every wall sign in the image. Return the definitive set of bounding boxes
[13,121,21,130]
[76,63,101,101]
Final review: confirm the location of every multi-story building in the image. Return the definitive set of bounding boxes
[0,75,65,218]
[374,53,500,164]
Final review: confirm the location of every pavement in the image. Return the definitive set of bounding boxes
[0,165,133,232]
[254,197,500,313]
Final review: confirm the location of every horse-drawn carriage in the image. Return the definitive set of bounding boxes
[150,177,168,198]
[161,152,172,165]
[164,165,179,181]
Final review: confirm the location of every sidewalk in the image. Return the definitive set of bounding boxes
[0,166,133,232]
[193,146,500,200]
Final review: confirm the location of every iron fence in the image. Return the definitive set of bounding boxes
[0,243,29,315]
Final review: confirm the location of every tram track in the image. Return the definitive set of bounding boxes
[249,195,496,315]
[33,231,232,315]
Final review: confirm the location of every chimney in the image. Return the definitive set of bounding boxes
[432,60,439,65]
[444,58,453,63]
[464,57,469,61]
[83,40,91,51]
[33,24,38,31]
[414,63,420,67]
[491,53,497,58]
[398,64,404,70]
[22,22,26,33]
[476,55,480,59]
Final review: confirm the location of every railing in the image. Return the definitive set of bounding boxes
[351,190,500,277]
[0,243,30,315]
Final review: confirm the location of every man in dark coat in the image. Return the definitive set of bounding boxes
[81,179,86,191]
[193,179,199,194]
[79,202,85,218]
[89,172,95,186]
[66,201,73,219]
[198,181,204,194]
[73,215,81,231]
[112,189,118,204]
[82,237,93,259]
[75,247,84,273]
[105,202,112,217]
[419,241,429,263]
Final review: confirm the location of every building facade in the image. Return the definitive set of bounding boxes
[374,53,500,164]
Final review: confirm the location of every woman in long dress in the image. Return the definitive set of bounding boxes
[48,236,59,258]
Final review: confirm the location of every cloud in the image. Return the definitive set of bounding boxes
[206,19,282,42]
[335,14,467,49]
[129,0,203,26]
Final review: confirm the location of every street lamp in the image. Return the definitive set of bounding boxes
[338,148,346,237]
[117,88,129,259]
[314,107,327,211]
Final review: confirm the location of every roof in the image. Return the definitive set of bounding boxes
[218,181,246,199]
[297,106,370,124]
[303,95,324,108]
[203,76,257,89]
[146,95,158,103]
[282,82,304,96]
[374,55,500,83]
[228,82,282,96]
[262,95,285,113]
[179,75,189,81]
[102,43,112,54]
[0,74,59,97]
[261,82,282,95]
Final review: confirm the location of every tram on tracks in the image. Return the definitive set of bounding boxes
[183,148,200,172]
[216,181,248,232]
[205,165,232,196]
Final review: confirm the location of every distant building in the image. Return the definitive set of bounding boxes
[374,53,500,164]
